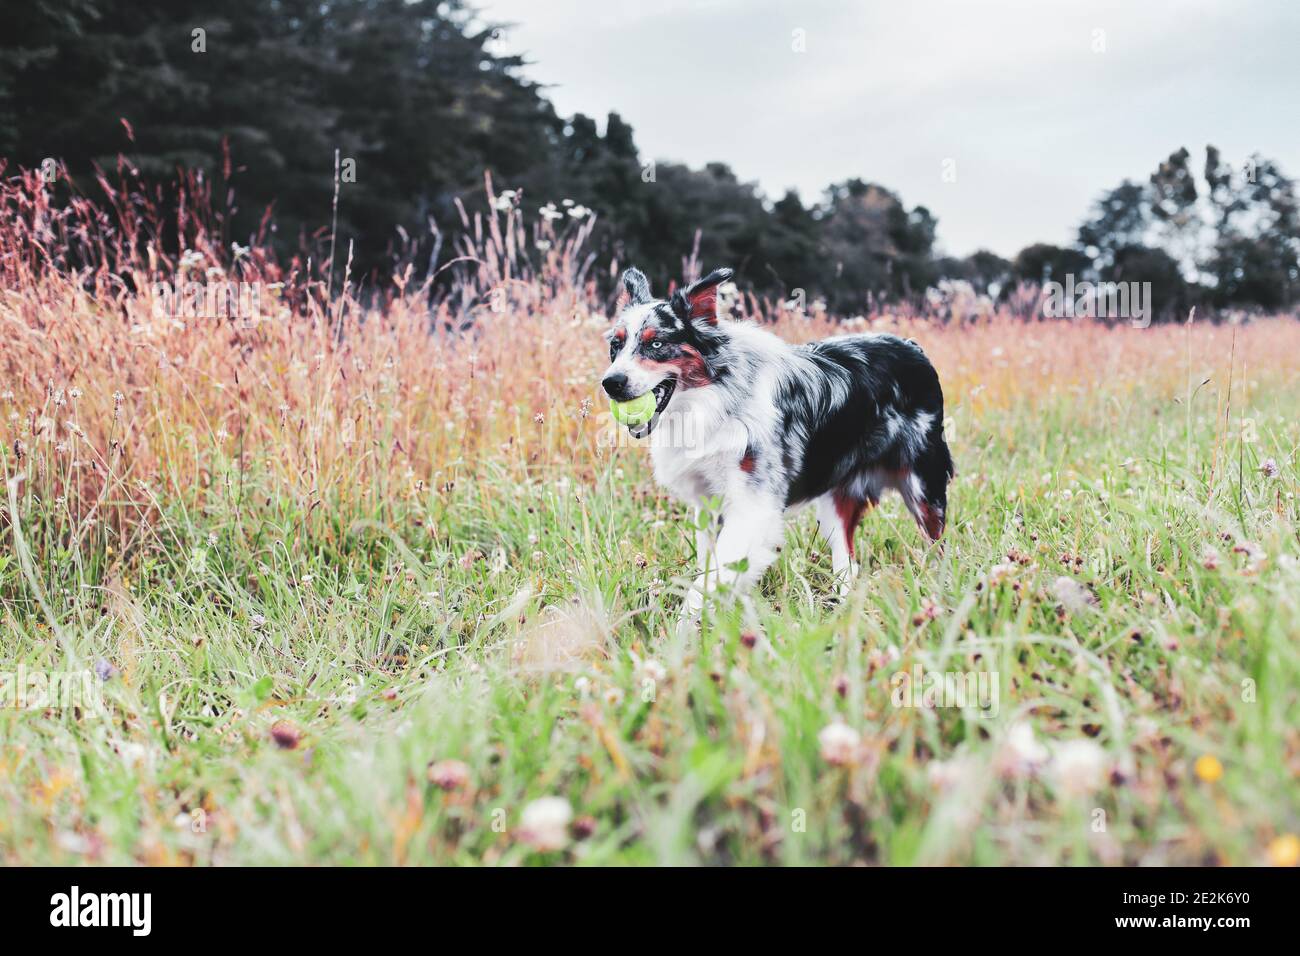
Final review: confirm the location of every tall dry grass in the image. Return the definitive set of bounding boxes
[2,168,1297,565]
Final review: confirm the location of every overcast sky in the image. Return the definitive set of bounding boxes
[477,0,1300,259]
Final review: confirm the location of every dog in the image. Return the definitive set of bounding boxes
[602,266,953,614]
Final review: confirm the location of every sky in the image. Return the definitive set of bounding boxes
[476,0,1300,259]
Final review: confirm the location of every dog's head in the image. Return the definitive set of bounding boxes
[601,266,733,438]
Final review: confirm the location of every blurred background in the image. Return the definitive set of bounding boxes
[3,0,1297,318]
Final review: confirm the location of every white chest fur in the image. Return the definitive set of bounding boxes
[647,397,748,504]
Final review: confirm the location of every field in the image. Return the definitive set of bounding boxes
[1,174,1298,866]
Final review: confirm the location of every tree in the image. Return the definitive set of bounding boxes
[1108,244,1192,319]
[1148,147,1203,278]
[1012,243,1091,285]
[1077,180,1150,269]
[1202,148,1300,309]
[817,179,937,310]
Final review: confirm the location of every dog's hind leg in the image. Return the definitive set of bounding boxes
[815,490,871,597]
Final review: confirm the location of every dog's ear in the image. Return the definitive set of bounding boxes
[671,268,734,326]
[621,267,652,305]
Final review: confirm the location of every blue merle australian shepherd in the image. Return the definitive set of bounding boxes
[602,266,953,615]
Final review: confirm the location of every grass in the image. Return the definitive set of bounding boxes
[1,171,1298,865]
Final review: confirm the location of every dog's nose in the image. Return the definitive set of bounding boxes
[602,373,629,399]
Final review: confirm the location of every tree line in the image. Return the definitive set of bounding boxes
[2,0,1296,318]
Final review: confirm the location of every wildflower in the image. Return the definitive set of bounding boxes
[427,759,471,792]
[518,797,572,852]
[533,412,545,425]
[995,722,1049,778]
[1230,540,1268,574]
[1049,739,1108,796]
[927,755,976,790]
[269,721,302,750]
[1193,754,1223,783]
[539,203,563,222]
[818,720,860,766]
[911,597,941,626]
[94,659,116,681]
[1051,576,1098,612]
[603,686,624,706]
[983,562,1015,588]
[1201,546,1221,570]
[567,204,590,219]
[250,613,267,630]
[638,659,667,683]
[68,388,82,400]
[1259,458,1279,478]
[535,239,552,251]
[1268,834,1300,867]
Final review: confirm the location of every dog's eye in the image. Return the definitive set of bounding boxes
[651,341,663,349]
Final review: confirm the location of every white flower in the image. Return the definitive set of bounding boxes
[995,722,1049,778]
[518,797,572,851]
[567,204,590,219]
[818,721,860,766]
[1050,739,1108,796]
[638,659,667,683]
[927,755,977,790]
[1051,576,1097,612]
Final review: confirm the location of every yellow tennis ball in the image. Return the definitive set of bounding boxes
[610,391,657,426]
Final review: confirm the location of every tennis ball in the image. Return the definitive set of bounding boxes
[610,391,657,426]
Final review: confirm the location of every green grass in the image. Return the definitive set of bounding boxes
[2,378,1298,866]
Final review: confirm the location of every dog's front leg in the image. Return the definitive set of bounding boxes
[683,494,784,619]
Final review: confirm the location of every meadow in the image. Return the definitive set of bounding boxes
[1,172,1298,866]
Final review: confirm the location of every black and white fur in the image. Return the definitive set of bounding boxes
[602,266,954,614]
